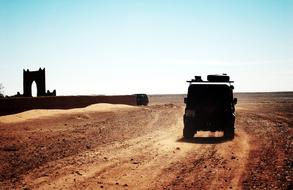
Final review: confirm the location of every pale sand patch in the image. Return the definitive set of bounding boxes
[0,103,138,124]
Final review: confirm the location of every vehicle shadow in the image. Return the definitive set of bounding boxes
[177,136,233,144]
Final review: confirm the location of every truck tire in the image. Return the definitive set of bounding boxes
[224,124,234,139]
[183,117,195,138]
[183,126,195,138]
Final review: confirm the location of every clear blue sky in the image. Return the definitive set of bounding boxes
[0,0,292,95]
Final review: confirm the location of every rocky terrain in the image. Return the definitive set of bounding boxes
[0,93,292,189]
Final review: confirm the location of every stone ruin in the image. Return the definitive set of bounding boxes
[15,68,56,97]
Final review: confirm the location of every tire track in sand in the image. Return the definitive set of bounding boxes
[22,106,251,190]
[153,129,250,189]
[22,109,200,189]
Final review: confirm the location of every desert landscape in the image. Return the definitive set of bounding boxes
[0,93,292,190]
[1,0,292,189]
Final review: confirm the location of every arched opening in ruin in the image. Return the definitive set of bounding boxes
[31,81,37,97]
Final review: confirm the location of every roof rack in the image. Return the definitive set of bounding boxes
[187,75,234,84]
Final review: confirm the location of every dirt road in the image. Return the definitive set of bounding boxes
[0,93,292,189]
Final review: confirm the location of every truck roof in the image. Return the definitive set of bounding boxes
[187,84,233,103]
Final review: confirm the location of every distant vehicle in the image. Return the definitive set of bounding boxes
[183,74,237,139]
[134,94,149,106]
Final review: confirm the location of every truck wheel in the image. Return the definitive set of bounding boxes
[224,125,234,139]
[183,126,195,138]
[183,117,195,138]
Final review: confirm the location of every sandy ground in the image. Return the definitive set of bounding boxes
[0,93,292,190]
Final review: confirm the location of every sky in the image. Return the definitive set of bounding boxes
[0,0,292,96]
